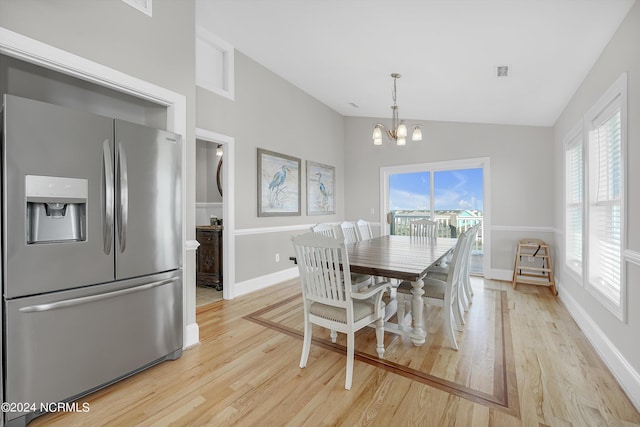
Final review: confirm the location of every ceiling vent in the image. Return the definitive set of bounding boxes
[496,65,509,77]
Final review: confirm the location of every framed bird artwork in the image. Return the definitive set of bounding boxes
[257,148,301,216]
[306,160,335,215]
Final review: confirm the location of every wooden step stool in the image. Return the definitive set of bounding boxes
[512,239,557,295]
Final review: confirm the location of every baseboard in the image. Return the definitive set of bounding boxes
[487,268,512,282]
[183,322,200,350]
[558,285,640,412]
[234,267,299,297]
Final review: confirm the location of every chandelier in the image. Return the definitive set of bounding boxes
[372,73,422,146]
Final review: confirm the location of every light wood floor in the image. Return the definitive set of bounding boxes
[33,278,640,426]
[196,284,223,307]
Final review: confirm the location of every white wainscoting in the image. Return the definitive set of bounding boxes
[234,267,300,298]
[232,222,383,296]
[234,223,317,236]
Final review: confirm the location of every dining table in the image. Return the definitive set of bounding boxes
[346,235,458,346]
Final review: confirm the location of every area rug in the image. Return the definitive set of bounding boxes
[244,288,519,416]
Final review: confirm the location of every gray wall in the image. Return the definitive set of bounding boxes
[0,55,168,129]
[195,140,222,203]
[553,0,640,375]
[0,1,195,105]
[197,52,345,282]
[197,50,557,282]
[0,0,198,325]
[344,117,555,272]
[4,0,636,392]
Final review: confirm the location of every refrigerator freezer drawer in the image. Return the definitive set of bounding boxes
[3,271,182,424]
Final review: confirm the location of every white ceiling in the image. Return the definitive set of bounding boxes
[196,0,635,127]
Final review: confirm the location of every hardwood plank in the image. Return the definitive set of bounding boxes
[30,277,640,426]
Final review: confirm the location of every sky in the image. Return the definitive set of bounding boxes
[389,168,483,211]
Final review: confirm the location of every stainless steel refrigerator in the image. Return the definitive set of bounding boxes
[1,95,183,426]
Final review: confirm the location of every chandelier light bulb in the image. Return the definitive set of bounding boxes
[372,125,383,141]
[412,126,423,141]
[397,137,407,146]
[397,122,408,138]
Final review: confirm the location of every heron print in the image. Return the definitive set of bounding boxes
[268,164,290,208]
[307,161,335,215]
[258,149,300,216]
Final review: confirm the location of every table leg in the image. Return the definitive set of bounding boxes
[410,278,426,345]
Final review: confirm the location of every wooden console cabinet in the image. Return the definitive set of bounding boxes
[196,225,223,291]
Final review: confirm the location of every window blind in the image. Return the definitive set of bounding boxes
[588,104,622,305]
[565,132,583,276]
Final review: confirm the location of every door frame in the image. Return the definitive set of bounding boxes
[195,128,235,300]
[380,156,491,275]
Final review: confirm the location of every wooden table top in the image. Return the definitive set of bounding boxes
[346,235,457,282]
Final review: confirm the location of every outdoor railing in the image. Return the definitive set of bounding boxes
[389,211,483,251]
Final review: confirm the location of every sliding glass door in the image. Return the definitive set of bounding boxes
[383,159,487,275]
[389,171,431,235]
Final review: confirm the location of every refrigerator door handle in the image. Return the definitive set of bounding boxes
[117,142,129,253]
[103,139,114,254]
[18,277,179,313]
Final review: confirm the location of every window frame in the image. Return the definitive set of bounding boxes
[583,72,627,322]
[563,121,584,282]
[195,26,235,100]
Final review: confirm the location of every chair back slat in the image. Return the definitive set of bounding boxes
[294,232,350,307]
[445,231,470,301]
[461,224,477,278]
[356,219,373,240]
[340,221,360,244]
[312,223,336,238]
[409,219,438,237]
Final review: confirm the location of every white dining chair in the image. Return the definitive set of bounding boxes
[426,230,468,317]
[409,219,438,238]
[311,223,335,237]
[292,232,388,390]
[427,222,479,313]
[340,221,360,244]
[356,219,373,240]
[461,223,480,305]
[396,230,470,350]
[351,219,392,288]
[313,223,371,291]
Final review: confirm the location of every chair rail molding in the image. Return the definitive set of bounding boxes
[235,222,383,237]
[196,202,223,208]
[185,240,200,251]
[491,225,556,233]
[235,224,317,236]
[0,26,194,348]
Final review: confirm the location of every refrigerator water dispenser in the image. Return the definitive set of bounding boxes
[26,175,88,244]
